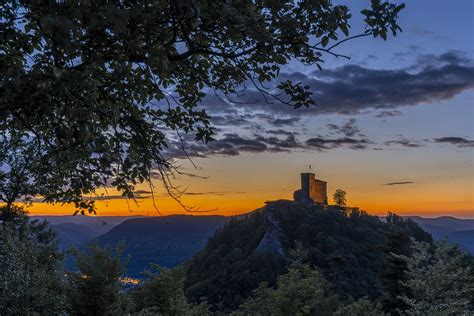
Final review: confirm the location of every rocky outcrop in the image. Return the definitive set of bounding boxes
[255,211,285,256]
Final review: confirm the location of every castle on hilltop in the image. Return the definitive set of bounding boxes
[294,173,328,206]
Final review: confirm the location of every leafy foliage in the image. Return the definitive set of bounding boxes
[268,202,390,299]
[386,212,433,243]
[401,241,474,315]
[335,298,384,316]
[232,246,339,316]
[379,226,412,315]
[232,245,388,316]
[66,243,131,315]
[131,264,208,315]
[333,189,347,207]
[0,208,67,315]
[232,247,337,316]
[185,209,286,312]
[1,1,404,213]
[0,140,41,214]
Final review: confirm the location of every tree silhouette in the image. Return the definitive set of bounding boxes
[380,226,411,315]
[66,243,131,315]
[333,189,347,207]
[1,1,404,214]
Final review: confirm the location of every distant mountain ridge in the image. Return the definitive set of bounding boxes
[32,215,140,236]
[32,216,140,250]
[92,215,230,277]
[408,216,474,235]
[409,216,474,255]
[51,223,98,250]
[32,213,473,275]
[445,229,474,254]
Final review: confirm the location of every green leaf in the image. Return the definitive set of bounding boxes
[340,24,349,36]
[321,36,329,47]
[274,55,286,64]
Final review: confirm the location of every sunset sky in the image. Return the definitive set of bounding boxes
[30,0,474,218]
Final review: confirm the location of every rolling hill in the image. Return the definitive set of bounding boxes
[32,215,139,236]
[184,201,433,311]
[409,216,474,236]
[445,229,474,254]
[410,216,474,254]
[51,223,98,250]
[39,212,473,280]
[92,215,230,278]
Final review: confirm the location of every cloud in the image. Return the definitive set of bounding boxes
[306,137,372,151]
[415,50,472,69]
[266,129,299,136]
[218,134,267,152]
[367,54,378,60]
[210,114,252,127]
[87,195,130,201]
[384,136,474,149]
[383,181,415,186]
[165,133,270,158]
[210,51,473,117]
[27,190,153,203]
[385,138,424,148]
[375,110,403,118]
[269,117,301,127]
[178,172,209,179]
[134,190,152,195]
[198,133,304,156]
[327,118,361,137]
[164,132,472,161]
[307,60,474,114]
[165,131,374,158]
[76,193,151,201]
[255,134,302,151]
[433,137,474,147]
[160,51,473,159]
[183,191,246,196]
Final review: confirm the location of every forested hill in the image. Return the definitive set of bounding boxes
[93,215,229,277]
[184,200,432,312]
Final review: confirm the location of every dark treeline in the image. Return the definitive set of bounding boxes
[1,203,473,315]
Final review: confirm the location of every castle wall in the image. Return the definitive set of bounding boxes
[294,173,328,205]
[313,179,328,204]
[300,173,314,192]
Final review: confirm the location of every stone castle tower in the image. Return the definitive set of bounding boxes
[293,173,328,206]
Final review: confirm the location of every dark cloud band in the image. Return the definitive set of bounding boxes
[383,182,415,186]
[434,137,474,147]
[203,51,474,120]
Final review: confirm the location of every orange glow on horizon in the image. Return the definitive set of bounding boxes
[24,192,474,219]
[13,153,474,219]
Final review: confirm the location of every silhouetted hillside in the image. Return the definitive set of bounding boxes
[33,215,139,236]
[185,201,432,311]
[93,215,230,278]
[51,223,97,250]
[409,216,474,236]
